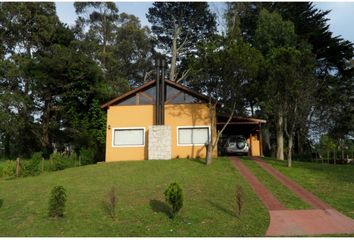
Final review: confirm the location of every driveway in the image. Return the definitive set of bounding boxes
[230,156,354,236]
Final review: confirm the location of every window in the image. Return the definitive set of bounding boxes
[178,127,209,145]
[113,128,145,147]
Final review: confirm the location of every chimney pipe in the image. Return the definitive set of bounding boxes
[155,58,160,125]
[161,59,165,125]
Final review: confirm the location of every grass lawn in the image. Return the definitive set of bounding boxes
[0,158,269,237]
[263,158,354,219]
[239,157,310,210]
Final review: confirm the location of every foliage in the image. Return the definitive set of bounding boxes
[164,182,183,218]
[102,186,118,219]
[1,160,16,177]
[79,148,95,166]
[147,2,216,81]
[48,186,67,218]
[21,152,42,177]
[225,2,354,144]
[49,152,77,171]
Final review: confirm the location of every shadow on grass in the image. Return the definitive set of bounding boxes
[0,199,3,208]
[208,200,235,217]
[189,158,206,165]
[149,199,171,218]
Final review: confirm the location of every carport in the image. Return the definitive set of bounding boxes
[217,115,266,156]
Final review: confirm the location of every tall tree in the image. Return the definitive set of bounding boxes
[147,2,216,81]
[188,33,263,164]
[74,2,153,97]
[226,2,354,145]
[0,2,60,157]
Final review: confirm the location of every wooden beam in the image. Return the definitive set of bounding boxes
[216,122,259,125]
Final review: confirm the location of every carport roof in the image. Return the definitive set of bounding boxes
[217,115,266,125]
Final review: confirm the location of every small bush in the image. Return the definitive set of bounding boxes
[235,185,244,218]
[164,182,183,219]
[22,152,42,177]
[2,160,16,177]
[102,187,118,219]
[49,152,77,171]
[79,148,95,166]
[48,186,67,218]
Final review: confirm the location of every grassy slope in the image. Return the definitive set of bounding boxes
[263,158,354,219]
[0,158,268,237]
[240,157,310,210]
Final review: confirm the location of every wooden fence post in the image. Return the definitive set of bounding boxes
[16,157,20,177]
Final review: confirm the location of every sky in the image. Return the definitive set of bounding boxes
[55,2,354,43]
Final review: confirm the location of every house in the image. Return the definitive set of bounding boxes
[101,61,265,162]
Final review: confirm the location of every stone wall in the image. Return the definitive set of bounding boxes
[148,125,171,160]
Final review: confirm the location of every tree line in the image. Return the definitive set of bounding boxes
[0,2,353,163]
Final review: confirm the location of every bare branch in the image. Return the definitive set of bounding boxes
[143,70,154,82]
[212,101,237,149]
[176,69,191,83]
[177,34,189,53]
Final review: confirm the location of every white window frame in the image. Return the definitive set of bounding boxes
[177,126,211,146]
[112,127,145,147]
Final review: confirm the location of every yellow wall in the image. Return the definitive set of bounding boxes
[105,103,217,162]
[105,105,154,161]
[165,104,217,159]
[247,134,261,157]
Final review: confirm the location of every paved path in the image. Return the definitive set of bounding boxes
[251,157,330,209]
[229,156,354,236]
[230,157,285,210]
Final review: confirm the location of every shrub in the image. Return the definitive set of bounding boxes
[79,148,95,166]
[164,182,183,219]
[2,160,16,177]
[48,186,67,218]
[235,185,244,218]
[49,152,77,171]
[22,152,42,177]
[102,187,118,219]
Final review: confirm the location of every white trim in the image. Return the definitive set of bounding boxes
[112,127,145,148]
[176,125,211,146]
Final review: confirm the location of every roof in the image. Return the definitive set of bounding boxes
[217,115,267,124]
[101,79,213,109]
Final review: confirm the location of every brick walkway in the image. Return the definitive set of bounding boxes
[231,157,285,210]
[229,156,354,236]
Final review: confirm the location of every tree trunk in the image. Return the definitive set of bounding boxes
[206,143,213,165]
[42,99,51,156]
[205,101,236,165]
[170,25,180,81]
[276,112,284,160]
[287,133,293,167]
[4,133,11,158]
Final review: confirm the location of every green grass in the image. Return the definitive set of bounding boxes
[239,157,310,210]
[263,158,354,219]
[0,158,269,237]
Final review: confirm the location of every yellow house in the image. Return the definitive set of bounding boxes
[101,79,218,162]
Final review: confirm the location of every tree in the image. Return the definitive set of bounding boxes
[147,2,216,81]
[265,46,316,166]
[254,9,298,161]
[188,33,263,164]
[0,2,61,157]
[74,3,154,97]
[226,2,354,149]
